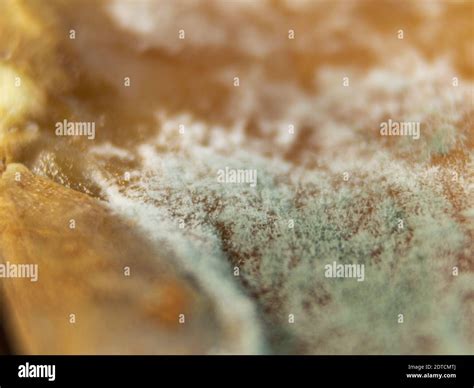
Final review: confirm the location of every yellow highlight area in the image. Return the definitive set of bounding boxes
[0,64,44,163]
[0,64,45,128]
[0,0,46,39]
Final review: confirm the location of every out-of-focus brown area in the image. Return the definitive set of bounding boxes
[1,0,473,161]
[0,163,222,354]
